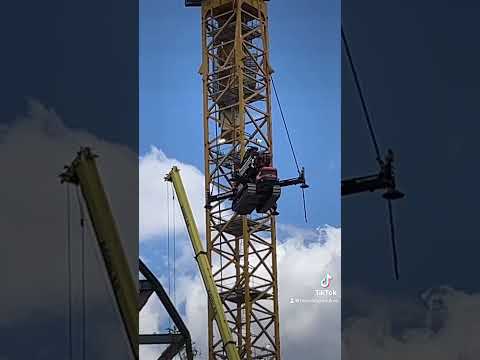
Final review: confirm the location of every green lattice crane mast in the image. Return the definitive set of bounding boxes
[185,1,307,359]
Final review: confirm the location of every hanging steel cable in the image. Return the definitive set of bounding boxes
[81,191,136,359]
[172,187,177,310]
[75,187,87,360]
[271,75,308,223]
[166,182,172,331]
[66,185,73,360]
[341,24,401,280]
[167,182,171,297]
[387,200,400,280]
[60,147,140,359]
[341,26,382,164]
[271,77,300,173]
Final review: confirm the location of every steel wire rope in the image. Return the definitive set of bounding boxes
[172,184,176,312]
[271,77,300,173]
[341,24,400,280]
[387,200,400,280]
[341,26,382,164]
[271,76,308,222]
[81,195,136,358]
[166,182,172,331]
[75,187,87,360]
[65,185,73,360]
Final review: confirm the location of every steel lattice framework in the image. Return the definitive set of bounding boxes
[198,1,280,359]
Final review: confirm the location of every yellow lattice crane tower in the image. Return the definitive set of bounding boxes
[186,1,306,359]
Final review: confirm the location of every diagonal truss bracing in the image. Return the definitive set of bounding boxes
[200,1,280,359]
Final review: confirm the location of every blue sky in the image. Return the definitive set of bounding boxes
[139,2,340,357]
[140,0,340,228]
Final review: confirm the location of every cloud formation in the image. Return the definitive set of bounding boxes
[138,149,341,360]
[139,147,480,360]
[342,286,480,360]
[139,146,205,242]
[1,100,137,359]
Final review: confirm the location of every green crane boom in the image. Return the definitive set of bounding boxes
[60,147,138,359]
[165,166,241,360]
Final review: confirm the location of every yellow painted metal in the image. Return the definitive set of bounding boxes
[61,148,138,359]
[197,0,281,358]
[166,166,241,360]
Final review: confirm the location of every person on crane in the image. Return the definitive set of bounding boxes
[229,146,307,216]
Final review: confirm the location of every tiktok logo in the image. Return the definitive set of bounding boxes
[320,273,333,288]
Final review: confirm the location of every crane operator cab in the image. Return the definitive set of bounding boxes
[230,146,307,216]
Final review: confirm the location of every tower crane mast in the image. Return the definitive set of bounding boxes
[186,1,305,359]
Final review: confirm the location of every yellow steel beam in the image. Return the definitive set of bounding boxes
[61,147,138,359]
[196,1,281,358]
[165,166,241,360]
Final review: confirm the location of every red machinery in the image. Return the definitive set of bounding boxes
[209,146,307,216]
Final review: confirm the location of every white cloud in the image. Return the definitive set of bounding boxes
[140,225,341,360]
[139,147,205,242]
[139,152,341,360]
[342,287,480,360]
[0,99,138,306]
[1,100,137,359]
[138,148,480,360]
[277,225,341,360]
